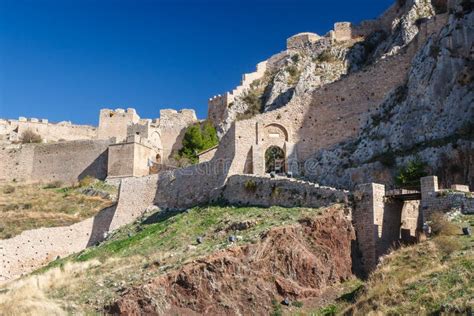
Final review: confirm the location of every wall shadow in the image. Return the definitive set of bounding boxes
[78,149,109,181]
[86,204,117,247]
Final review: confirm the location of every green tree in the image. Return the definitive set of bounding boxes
[395,157,428,189]
[178,121,218,164]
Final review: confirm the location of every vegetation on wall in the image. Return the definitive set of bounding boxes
[20,129,42,144]
[236,80,266,121]
[395,157,428,189]
[176,120,218,164]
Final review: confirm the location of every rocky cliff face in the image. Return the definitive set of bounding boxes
[307,4,474,189]
[215,0,438,136]
[107,210,355,315]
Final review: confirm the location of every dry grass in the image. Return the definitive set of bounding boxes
[10,205,338,312]
[0,182,116,239]
[0,260,102,315]
[346,214,473,315]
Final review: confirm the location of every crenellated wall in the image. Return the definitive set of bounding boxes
[98,108,140,142]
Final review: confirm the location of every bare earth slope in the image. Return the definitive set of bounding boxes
[108,210,354,315]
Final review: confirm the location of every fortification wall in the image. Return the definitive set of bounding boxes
[208,61,267,128]
[156,109,197,161]
[231,46,414,175]
[0,175,159,283]
[0,140,111,184]
[0,118,97,143]
[421,176,473,220]
[98,108,140,142]
[220,175,349,208]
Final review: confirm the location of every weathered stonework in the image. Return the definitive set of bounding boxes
[0,175,159,282]
[354,175,472,275]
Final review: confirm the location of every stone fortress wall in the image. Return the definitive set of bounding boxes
[225,13,448,178]
[0,140,111,184]
[0,107,198,183]
[208,61,268,127]
[0,117,97,144]
[353,176,473,274]
[0,175,159,282]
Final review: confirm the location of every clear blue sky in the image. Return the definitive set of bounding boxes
[0,0,394,125]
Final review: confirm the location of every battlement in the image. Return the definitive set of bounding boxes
[208,61,267,126]
[99,108,139,120]
[286,32,321,49]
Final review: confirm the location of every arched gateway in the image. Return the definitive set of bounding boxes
[265,146,285,173]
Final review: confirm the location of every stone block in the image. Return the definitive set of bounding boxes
[451,184,470,192]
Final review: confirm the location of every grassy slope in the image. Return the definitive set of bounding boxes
[306,214,474,315]
[0,180,117,239]
[1,204,343,314]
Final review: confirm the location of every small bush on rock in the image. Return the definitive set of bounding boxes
[20,129,42,144]
[44,181,63,189]
[2,185,15,194]
[244,180,258,193]
[429,212,459,236]
[78,176,96,187]
[177,120,218,164]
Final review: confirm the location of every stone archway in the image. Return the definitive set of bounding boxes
[265,146,285,173]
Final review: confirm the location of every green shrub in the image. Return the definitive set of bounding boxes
[244,180,257,193]
[429,212,460,236]
[44,180,63,189]
[78,176,96,187]
[395,157,428,189]
[177,120,218,164]
[237,88,264,119]
[434,236,462,256]
[316,50,337,63]
[271,299,282,316]
[2,185,15,194]
[20,129,42,144]
[292,301,304,308]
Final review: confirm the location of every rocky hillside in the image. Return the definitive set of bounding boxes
[216,0,439,136]
[108,209,354,315]
[307,3,474,189]
[0,204,355,314]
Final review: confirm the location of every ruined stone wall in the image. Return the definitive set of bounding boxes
[0,145,35,183]
[421,176,474,220]
[353,183,383,274]
[286,32,321,49]
[0,118,97,143]
[107,142,135,178]
[219,175,349,208]
[0,140,111,184]
[0,175,159,283]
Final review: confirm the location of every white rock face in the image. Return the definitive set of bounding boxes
[307,8,474,189]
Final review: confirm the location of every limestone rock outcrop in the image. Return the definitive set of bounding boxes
[307,5,474,189]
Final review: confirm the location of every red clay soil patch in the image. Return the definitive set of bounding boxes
[107,210,355,315]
